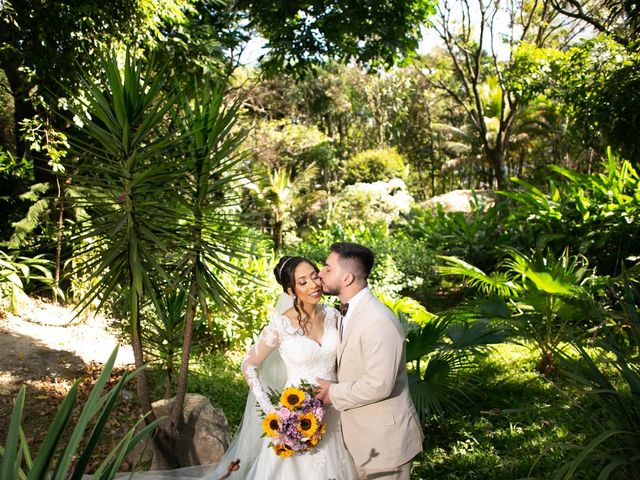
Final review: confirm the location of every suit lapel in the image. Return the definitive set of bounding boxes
[337,290,375,366]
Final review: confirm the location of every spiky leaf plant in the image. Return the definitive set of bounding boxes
[0,347,158,480]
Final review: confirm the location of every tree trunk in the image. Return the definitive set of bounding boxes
[273,219,283,250]
[54,174,64,302]
[129,277,177,469]
[168,273,199,438]
[486,148,505,189]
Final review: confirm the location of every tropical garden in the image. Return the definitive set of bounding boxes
[0,0,639,478]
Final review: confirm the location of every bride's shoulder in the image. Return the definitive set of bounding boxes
[267,308,296,332]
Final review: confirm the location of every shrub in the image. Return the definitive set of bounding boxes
[437,249,600,374]
[500,149,640,276]
[406,199,511,275]
[330,178,414,228]
[343,147,407,185]
[0,250,55,313]
[295,222,436,300]
[0,348,157,480]
[550,277,640,479]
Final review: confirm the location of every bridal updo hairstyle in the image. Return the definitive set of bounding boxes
[274,255,320,335]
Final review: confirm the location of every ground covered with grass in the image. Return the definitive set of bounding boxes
[1,301,603,479]
[187,343,601,479]
[411,344,601,479]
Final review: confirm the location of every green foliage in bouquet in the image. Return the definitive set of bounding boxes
[0,347,158,480]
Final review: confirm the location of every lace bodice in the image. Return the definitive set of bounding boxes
[241,304,340,413]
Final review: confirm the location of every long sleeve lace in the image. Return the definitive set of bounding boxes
[241,321,281,414]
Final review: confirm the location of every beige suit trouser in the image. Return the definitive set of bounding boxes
[355,460,412,480]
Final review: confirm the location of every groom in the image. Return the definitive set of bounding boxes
[316,242,423,480]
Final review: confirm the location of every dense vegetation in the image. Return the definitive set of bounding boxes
[1,0,639,478]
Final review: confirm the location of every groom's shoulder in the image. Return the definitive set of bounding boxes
[366,293,397,319]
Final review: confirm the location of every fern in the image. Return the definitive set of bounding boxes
[2,183,50,249]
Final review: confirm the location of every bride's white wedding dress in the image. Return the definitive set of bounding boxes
[236,302,357,479]
[113,301,356,480]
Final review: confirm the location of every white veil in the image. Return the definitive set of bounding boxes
[113,294,291,480]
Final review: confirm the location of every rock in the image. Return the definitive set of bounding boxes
[422,189,496,213]
[128,393,231,470]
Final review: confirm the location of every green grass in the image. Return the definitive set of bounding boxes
[412,343,600,479]
[187,343,605,479]
[187,350,249,434]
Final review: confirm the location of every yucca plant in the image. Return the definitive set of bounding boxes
[64,52,253,468]
[438,248,599,374]
[0,347,158,480]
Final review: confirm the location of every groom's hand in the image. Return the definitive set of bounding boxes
[316,378,335,405]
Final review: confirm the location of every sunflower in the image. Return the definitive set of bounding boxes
[262,413,280,438]
[274,444,295,457]
[280,387,305,409]
[296,412,319,437]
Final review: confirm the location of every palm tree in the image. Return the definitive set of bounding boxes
[65,53,251,468]
[434,76,553,188]
[438,248,598,373]
[245,165,321,249]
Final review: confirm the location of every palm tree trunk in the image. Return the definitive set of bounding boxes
[169,270,199,435]
[274,220,283,250]
[487,148,505,188]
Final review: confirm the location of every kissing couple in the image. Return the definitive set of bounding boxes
[128,242,423,480]
[227,242,423,480]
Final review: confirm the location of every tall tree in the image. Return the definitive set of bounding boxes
[240,0,437,74]
[427,0,580,187]
[551,0,640,46]
[0,0,192,176]
[67,53,251,468]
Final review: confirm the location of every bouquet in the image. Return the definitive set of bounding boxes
[260,382,326,457]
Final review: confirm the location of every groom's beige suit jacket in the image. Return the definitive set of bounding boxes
[329,289,423,471]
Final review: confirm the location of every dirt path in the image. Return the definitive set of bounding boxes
[0,296,134,439]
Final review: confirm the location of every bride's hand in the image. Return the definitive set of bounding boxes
[316,378,335,405]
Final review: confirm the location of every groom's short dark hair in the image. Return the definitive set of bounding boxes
[329,242,375,279]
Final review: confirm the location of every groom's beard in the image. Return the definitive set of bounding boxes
[322,286,340,296]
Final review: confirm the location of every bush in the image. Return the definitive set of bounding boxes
[295,222,436,300]
[0,250,55,313]
[406,199,511,275]
[343,147,408,185]
[500,149,640,276]
[550,277,640,479]
[330,178,414,228]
